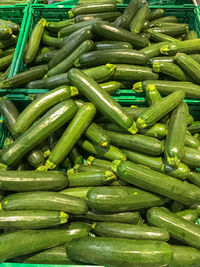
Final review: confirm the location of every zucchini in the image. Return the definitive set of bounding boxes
[0,53,13,71]
[0,170,67,192]
[149,25,188,37]
[100,81,121,95]
[45,103,96,170]
[13,85,78,135]
[107,131,164,156]
[165,102,188,167]
[78,138,126,161]
[113,64,158,81]
[47,40,94,77]
[26,79,46,89]
[129,5,148,34]
[187,114,194,126]
[58,20,93,37]
[85,122,110,147]
[46,19,75,33]
[148,56,174,65]
[74,12,121,23]
[148,29,179,43]
[68,170,116,187]
[147,207,200,249]
[188,171,200,188]
[0,24,12,38]
[92,20,149,48]
[1,191,88,214]
[137,90,185,129]
[169,245,200,267]
[140,41,170,59]
[60,187,92,200]
[185,134,200,149]
[68,3,117,18]
[160,39,200,55]
[119,0,140,29]
[185,30,198,40]
[145,84,161,105]
[147,9,164,21]
[176,209,198,223]
[0,100,78,168]
[62,157,71,168]
[114,160,200,205]
[171,201,185,213]
[0,210,68,229]
[150,16,178,26]
[188,121,200,133]
[87,156,113,171]
[0,35,17,49]
[27,148,45,168]
[24,18,46,64]
[66,236,173,267]
[164,162,190,181]
[0,19,19,34]
[92,221,170,241]
[0,222,90,262]
[75,49,148,67]
[86,186,169,213]
[42,32,63,48]
[49,27,92,69]
[175,52,200,85]
[69,147,83,165]
[68,68,137,134]
[182,146,200,169]
[94,41,133,50]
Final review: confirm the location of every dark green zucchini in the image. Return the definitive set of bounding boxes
[182,146,200,169]
[149,25,188,37]
[0,19,20,33]
[87,156,113,171]
[148,56,174,65]
[0,53,13,71]
[147,9,164,21]
[176,209,198,223]
[85,122,110,147]
[46,19,75,33]
[188,121,200,133]
[69,147,83,165]
[171,201,185,213]
[94,41,133,50]
[60,187,92,200]
[129,5,148,34]
[100,81,121,95]
[185,134,200,149]
[42,32,63,48]
[58,21,93,37]
[75,12,121,23]
[140,41,170,59]
[150,16,178,27]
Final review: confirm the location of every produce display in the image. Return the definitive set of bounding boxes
[0,0,200,266]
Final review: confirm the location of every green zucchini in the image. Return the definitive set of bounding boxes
[182,146,200,169]
[149,25,188,37]
[129,5,148,34]
[92,221,170,241]
[0,210,68,229]
[75,49,148,67]
[86,186,169,213]
[60,187,92,200]
[165,102,188,167]
[118,0,140,29]
[148,29,179,43]
[61,157,71,168]
[188,121,200,133]
[1,191,88,214]
[107,131,164,156]
[100,81,121,95]
[185,30,198,40]
[26,79,46,89]
[47,40,94,77]
[46,19,75,33]
[24,18,46,64]
[187,115,194,126]
[169,245,200,267]
[114,160,200,205]
[45,103,96,170]
[140,41,170,59]
[69,146,83,165]
[3,48,15,57]
[185,134,200,149]
[147,207,200,249]
[113,64,158,81]
[87,156,113,171]
[0,24,12,38]
[13,86,78,136]
[0,35,17,49]
[137,90,185,129]
[160,39,200,55]
[27,148,45,168]
[58,20,93,37]
[75,12,121,22]
[94,41,133,50]
[72,164,106,173]
[164,162,190,181]
[0,100,78,168]
[42,32,63,48]
[0,53,13,71]
[68,170,116,187]
[78,138,126,161]
[171,201,185,213]
[0,222,90,262]
[176,209,198,223]
[49,27,92,69]
[85,122,110,147]
[0,19,20,33]
[145,84,161,105]
[92,20,149,48]
[148,56,174,65]
[68,3,117,18]
[68,68,137,134]
[66,236,173,267]
[147,9,164,21]
[175,52,200,85]
[188,171,200,188]
[150,16,178,26]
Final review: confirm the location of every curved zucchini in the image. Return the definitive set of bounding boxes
[176,209,198,223]
[68,68,137,134]
[1,191,88,215]
[26,79,46,89]
[58,20,93,37]
[182,146,200,169]
[24,18,46,64]
[42,32,63,48]
[150,16,178,26]
[129,5,148,34]
[94,41,133,50]
[85,122,110,147]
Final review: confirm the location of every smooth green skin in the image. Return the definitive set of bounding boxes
[140,41,170,59]
[67,237,173,267]
[76,49,148,67]
[188,121,200,133]
[100,81,121,95]
[93,222,170,241]
[147,207,200,249]
[0,100,78,167]
[75,12,121,23]
[146,85,161,105]
[121,0,140,29]
[150,25,188,37]
[113,15,130,28]
[24,18,46,64]
[89,157,113,171]
[185,30,198,40]
[0,53,13,71]
[107,131,164,156]
[0,19,19,33]
[26,79,47,89]
[60,187,92,200]
[137,90,185,129]
[182,146,200,169]
[59,21,93,37]
[73,210,142,224]
[0,222,90,262]
[47,103,96,168]
[188,54,200,64]
[92,20,149,49]
[0,35,17,50]
[74,164,106,173]
[129,5,148,34]
[68,68,134,132]
[165,102,188,168]
[176,209,198,223]
[185,134,200,149]
[148,56,174,65]
[147,9,164,21]
[42,33,63,48]
[150,16,178,27]
[69,146,83,165]
[1,191,88,215]
[140,123,168,139]
[61,157,71,168]
[95,41,133,50]
[0,210,68,229]
[189,171,200,188]
[187,114,194,126]
[169,245,200,267]
[0,24,12,38]
[85,122,110,147]
[46,19,75,33]
[86,186,168,213]
[49,27,92,69]
[0,170,68,192]
[113,64,158,81]
[13,85,75,135]
[163,162,190,180]
[48,40,94,77]
[175,53,200,85]
[115,160,200,206]
[78,139,126,161]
